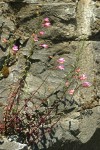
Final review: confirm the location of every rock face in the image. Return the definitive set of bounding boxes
[0,0,100,150]
[0,137,28,150]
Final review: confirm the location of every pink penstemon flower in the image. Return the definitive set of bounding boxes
[44,17,50,22]
[12,45,19,52]
[57,58,65,64]
[82,82,92,87]
[39,31,45,36]
[57,65,65,70]
[79,74,87,80]
[40,44,48,48]
[42,17,51,27]
[42,22,51,27]
[68,89,75,95]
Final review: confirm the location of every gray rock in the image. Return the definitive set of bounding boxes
[0,138,28,150]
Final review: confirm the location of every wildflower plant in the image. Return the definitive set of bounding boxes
[0,15,92,147]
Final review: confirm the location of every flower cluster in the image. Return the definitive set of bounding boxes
[79,74,87,80]
[57,58,65,70]
[56,57,92,95]
[67,71,91,95]
[78,74,91,87]
[11,17,51,55]
[42,17,51,27]
[32,17,51,49]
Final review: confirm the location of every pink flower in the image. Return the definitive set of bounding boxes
[65,81,69,87]
[57,65,65,70]
[42,17,51,27]
[42,22,51,27]
[68,89,75,95]
[57,58,65,64]
[82,82,92,87]
[40,44,48,48]
[79,74,87,80]
[39,31,45,35]
[44,17,50,22]
[12,45,19,52]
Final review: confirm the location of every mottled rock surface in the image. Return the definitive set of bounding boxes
[0,137,28,150]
